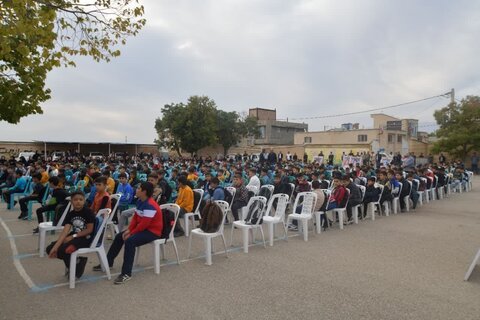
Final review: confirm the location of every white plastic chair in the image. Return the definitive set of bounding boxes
[38,199,72,258]
[420,178,429,203]
[9,176,32,210]
[259,184,274,201]
[414,179,423,206]
[286,192,318,241]
[464,248,480,281]
[69,208,112,288]
[352,185,366,224]
[263,193,289,246]
[246,185,259,196]
[134,203,181,272]
[184,189,204,237]
[403,181,412,212]
[366,184,384,221]
[392,182,403,214]
[429,176,438,201]
[225,186,236,222]
[105,193,121,238]
[230,196,267,253]
[187,201,229,265]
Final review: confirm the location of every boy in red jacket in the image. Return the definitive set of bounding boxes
[93,182,163,285]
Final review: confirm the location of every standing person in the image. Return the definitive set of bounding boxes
[439,153,446,165]
[268,149,277,165]
[93,182,163,285]
[278,151,283,162]
[471,152,479,175]
[328,152,334,166]
[46,191,95,279]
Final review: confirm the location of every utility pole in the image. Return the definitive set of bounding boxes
[450,88,455,104]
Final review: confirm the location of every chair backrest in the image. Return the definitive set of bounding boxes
[376,184,384,202]
[91,208,111,248]
[107,193,122,224]
[225,186,236,209]
[394,182,403,199]
[340,188,350,209]
[259,184,274,202]
[406,180,412,196]
[213,200,229,234]
[55,199,72,227]
[358,185,366,201]
[293,191,318,215]
[246,185,258,196]
[412,179,420,192]
[192,189,204,214]
[265,193,289,218]
[244,196,267,225]
[41,183,50,204]
[160,203,181,240]
[288,183,295,201]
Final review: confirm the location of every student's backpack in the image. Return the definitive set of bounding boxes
[199,202,223,233]
[160,208,176,239]
[244,198,265,225]
[258,187,272,203]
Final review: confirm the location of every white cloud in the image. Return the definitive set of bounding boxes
[1,0,480,142]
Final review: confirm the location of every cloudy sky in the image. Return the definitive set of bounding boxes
[1,0,480,143]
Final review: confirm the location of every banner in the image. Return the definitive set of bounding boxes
[342,156,362,167]
[313,156,324,165]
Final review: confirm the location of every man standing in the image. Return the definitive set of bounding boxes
[94,182,163,285]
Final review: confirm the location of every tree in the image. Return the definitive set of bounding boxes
[1,0,145,123]
[215,110,259,156]
[432,95,480,161]
[155,96,218,157]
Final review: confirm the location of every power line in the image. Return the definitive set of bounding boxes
[278,92,451,121]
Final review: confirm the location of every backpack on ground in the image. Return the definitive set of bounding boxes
[199,202,223,233]
[245,198,265,225]
[160,208,176,239]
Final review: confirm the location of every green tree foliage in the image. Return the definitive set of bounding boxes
[0,0,145,123]
[155,96,259,157]
[432,95,480,161]
[155,96,218,156]
[216,110,260,156]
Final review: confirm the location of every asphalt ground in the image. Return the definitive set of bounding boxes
[0,180,479,320]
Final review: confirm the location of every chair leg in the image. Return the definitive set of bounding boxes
[171,240,180,265]
[259,226,266,248]
[338,211,344,230]
[184,216,190,237]
[221,234,228,257]
[242,228,249,253]
[39,229,46,258]
[187,233,193,258]
[302,219,309,241]
[153,242,160,274]
[69,252,78,289]
[465,249,480,281]
[98,248,111,279]
[353,207,358,224]
[230,223,235,247]
[268,223,274,246]
[205,238,212,265]
[134,247,140,266]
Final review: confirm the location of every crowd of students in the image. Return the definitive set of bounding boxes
[0,151,473,285]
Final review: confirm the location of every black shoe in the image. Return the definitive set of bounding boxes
[174,230,185,237]
[76,257,88,279]
[93,264,111,272]
[114,274,131,285]
[18,213,24,219]
[32,227,39,234]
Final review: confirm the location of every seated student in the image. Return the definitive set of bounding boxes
[294,173,311,197]
[85,172,102,207]
[204,177,225,201]
[231,173,249,221]
[343,175,362,224]
[326,176,347,211]
[260,168,272,186]
[362,177,381,217]
[174,175,194,236]
[2,169,27,209]
[33,176,69,234]
[395,171,411,212]
[247,168,261,190]
[157,170,172,204]
[117,173,134,212]
[273,173,292,196]
[18,173,46,220]
[147,173,162,202]
[103,170,116,194]
[90,176,111,213]
[46,191,95,279]
[377,171,393,206]
[93,182,163,285]
[406,173,420,210]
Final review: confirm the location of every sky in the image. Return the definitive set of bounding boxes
[1,0,480,143]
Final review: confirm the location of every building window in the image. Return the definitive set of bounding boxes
[357,134,367,142]
[258,126,266,139]
[397,135,402,143]
[304,136,312,144]
[388,134,394,143]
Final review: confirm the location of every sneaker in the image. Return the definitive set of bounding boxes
[75,257,88,279]
[287,224,298,231]
[18,212,25,219]
[114,274,131,285]
[32,227,39,234]
[92,264,111,272]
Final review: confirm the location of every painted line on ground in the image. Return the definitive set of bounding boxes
[0,216,36,289]
[7,233,35,239]
[30,234,300,292]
